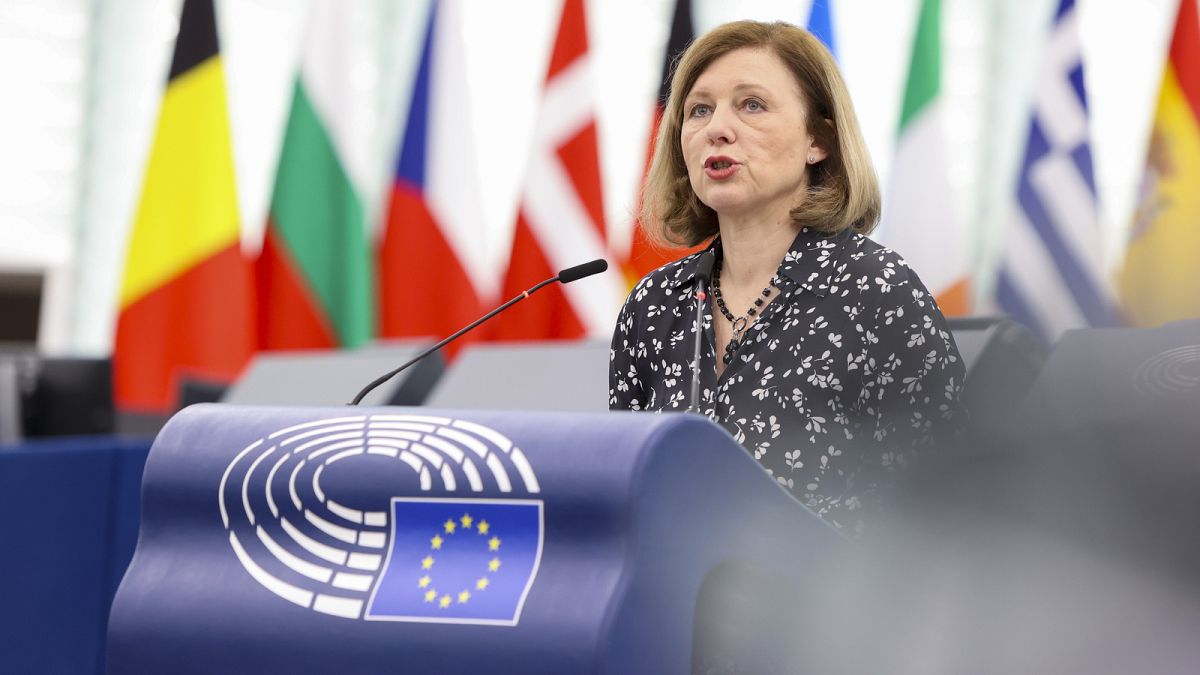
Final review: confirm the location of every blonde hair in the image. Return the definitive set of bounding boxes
[641,20,880,247]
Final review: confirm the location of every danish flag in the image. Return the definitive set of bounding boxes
[490,0,623,340]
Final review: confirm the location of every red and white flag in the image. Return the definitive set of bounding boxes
[490,0,624,340]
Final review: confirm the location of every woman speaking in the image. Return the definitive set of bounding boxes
[610,20,965,532]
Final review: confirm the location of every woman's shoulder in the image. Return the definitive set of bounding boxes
[624,249,711,303]
[840,231,927,291]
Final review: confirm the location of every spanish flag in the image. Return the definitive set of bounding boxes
[1119,0,1200,326]
[113,0,255,413]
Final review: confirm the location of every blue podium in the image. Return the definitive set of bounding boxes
[108,405,843,674]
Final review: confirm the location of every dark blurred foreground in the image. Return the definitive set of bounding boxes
[694,319,1200,674]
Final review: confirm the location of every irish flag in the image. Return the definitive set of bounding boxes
[1119,0,1200,326]
[256,0,375,349]
[113,0,255,413]
[878,0,970,315]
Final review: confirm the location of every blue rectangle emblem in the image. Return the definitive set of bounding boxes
[366,498,543,625]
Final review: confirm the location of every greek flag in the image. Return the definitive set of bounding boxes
[995,0,1119,342]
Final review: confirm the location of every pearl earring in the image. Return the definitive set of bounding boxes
[807,155,816,164]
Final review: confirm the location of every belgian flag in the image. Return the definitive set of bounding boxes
[113,0,255,413]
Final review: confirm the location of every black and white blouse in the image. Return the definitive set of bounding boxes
[609,227,966,531]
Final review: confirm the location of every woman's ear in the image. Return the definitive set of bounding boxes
[806,142,829,164]
[806,118,834,164]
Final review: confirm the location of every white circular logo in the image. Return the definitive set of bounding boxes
[1132,344,1200,398]
[217,414,540,620]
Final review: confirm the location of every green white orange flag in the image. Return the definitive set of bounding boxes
[113,0,256,413]
[878,0,971,315]
[1119,0,1200,326]
[256,0,375,349]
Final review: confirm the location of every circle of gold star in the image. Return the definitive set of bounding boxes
[418,512,503,609]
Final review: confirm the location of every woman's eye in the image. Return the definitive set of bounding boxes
[744,99,764,112]
[688,104,711,118]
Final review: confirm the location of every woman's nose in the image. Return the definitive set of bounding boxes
[705,105,736,145]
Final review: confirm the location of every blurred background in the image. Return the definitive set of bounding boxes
[0,0,1188,374]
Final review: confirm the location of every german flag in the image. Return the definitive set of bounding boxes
[113,0,255,413]
[1119,0,1200,326]
[624,0,703,287]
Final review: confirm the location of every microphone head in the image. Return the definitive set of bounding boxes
[693,251,716,284]
[557,259,608,284]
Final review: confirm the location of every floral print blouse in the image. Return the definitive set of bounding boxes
[609,227,966,531]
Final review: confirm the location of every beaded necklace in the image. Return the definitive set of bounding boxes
[711,251,777,365]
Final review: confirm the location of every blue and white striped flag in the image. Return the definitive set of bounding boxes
[995,0,1119,341]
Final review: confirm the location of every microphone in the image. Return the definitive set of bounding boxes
[557,258,608,284]
[689,251,715,413]
[348,258,609,406]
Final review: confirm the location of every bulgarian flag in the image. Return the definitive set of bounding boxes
[624,0,702,286]
[256,0,375,349]
[1118,0,1200,326]
[878,0,971,315]
[113,0,255,413]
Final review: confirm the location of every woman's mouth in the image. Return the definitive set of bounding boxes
[704,157,738,179]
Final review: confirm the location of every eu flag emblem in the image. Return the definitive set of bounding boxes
[367,498,543,625]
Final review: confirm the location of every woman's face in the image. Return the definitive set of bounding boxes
[680,47,826,224]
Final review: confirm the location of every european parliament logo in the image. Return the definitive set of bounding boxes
[217,414,544,625]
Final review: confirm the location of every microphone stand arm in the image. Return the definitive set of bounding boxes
[689,281,708,413]
[348,277,559,405]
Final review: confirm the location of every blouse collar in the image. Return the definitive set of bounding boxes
[666,227,855,298]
